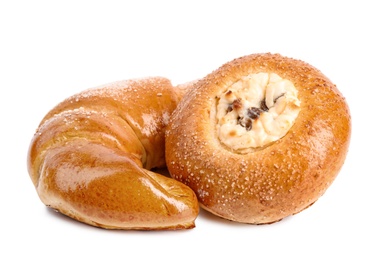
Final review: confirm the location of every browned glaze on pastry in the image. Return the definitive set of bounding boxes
[27,77,199,230]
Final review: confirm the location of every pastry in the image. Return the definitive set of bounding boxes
[27,77,199,230]
[165,53,351,224]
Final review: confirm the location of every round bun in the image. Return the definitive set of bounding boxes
[165,53,351,224]
[27,77,199,230]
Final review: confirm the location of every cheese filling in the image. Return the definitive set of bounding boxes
[215,72,301,153]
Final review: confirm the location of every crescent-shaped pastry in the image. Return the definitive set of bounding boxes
[27,77,199,230]
[165,53,351,224]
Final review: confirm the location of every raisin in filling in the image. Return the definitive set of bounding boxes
[231,96,283,131]
[215,72,301,152]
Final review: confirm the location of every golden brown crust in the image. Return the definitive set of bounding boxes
[27,77,199,230]
[165,53,351,224]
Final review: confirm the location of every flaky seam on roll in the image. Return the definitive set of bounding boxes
[166,53,351,224]
[27,77,199,230]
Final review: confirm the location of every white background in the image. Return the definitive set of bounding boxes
[1,0,373,259]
